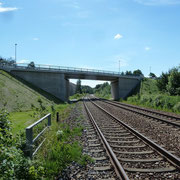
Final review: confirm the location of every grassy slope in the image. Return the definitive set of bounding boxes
[0,70,60,133]
[125,78,180,114]
[0,70,53,112]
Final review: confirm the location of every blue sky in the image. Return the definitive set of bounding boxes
[0,0,180,87]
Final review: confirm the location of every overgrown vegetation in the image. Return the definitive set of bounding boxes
[94,82,111,99]
[1,103,92,179]
[126,74,180,113]
[0,110,44,180]
[157,66,180,95]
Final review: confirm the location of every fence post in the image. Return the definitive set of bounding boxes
[26,128,33,158]
[48,114,51,126]
[56,112,59,122]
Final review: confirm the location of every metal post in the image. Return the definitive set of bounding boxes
[56,112,59,122]
[119,60,120,74]
[15,44,17,62]
[48,114,51,126]
[26,128,33,158]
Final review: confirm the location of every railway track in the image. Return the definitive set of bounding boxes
[83,97,180,179]
[100,98,180,128]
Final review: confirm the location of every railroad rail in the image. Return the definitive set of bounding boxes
[84,97,180,179]
[100,98,180,128]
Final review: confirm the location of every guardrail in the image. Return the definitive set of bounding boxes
[26,113,51,158]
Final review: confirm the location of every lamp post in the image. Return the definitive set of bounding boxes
[15,43,17,62]
[119,60,120,74]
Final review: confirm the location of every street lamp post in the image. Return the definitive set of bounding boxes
[15,43,17,62]
[119,60,120,74]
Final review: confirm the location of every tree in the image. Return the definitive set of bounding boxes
[166,67,180,95]
[125,71,133,75]
[0,57,16,66]
[75,79,82,94]
[27,61,35,68]
[149,72,156,78]
[133,69,143,76]
[156,72,169,92]
[81,85,93,94]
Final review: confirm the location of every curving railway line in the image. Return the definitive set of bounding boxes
[83,97,180,179]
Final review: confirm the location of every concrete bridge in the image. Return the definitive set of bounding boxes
[0,63,143,101]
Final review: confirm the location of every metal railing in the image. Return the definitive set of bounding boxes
[0,63,142,78]
[26,113,51,158]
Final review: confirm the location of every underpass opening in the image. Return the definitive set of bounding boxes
[69,79,112,99]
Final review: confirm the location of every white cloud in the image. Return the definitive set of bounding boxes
[33,38,39,41]
[145,46,151,51]
[17,59,29,64]
[134,0,180,6]
[0,2,18,13]
[114,34,123,40]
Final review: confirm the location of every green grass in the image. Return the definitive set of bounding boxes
[10,111,36,134]
[124,78,180,114]
[36,104,93,178]
[69,93,85,100]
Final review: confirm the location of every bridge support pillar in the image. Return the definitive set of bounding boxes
[111,77,141,100]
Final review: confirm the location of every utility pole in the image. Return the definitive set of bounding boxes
[119,60,120,74]
[15,43,17,62]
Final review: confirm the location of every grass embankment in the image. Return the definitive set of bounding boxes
[0,70,54,112]
[125,78,180,114]
[0,70,63,133]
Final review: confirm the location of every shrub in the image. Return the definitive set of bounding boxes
[173,102,180,112]
[0,109,44,179]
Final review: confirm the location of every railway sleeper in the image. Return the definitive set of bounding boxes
[110,144,146,148]
[124,166,176,173]
[108,140,140,143]
[118,157,163,162]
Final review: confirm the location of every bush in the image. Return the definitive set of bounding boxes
[0,109,44,179]
[173,102,180,112]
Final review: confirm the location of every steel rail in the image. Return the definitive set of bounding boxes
[101,99,180,128]
[89,98,180,170]
[106,99,180,121]
[83,101,129,180]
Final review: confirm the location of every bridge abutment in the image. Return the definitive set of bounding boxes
[111,77,141,100]
[11,71,69,101]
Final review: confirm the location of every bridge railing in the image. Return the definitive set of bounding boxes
[0,63,143,79]
[15,63,122,75]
